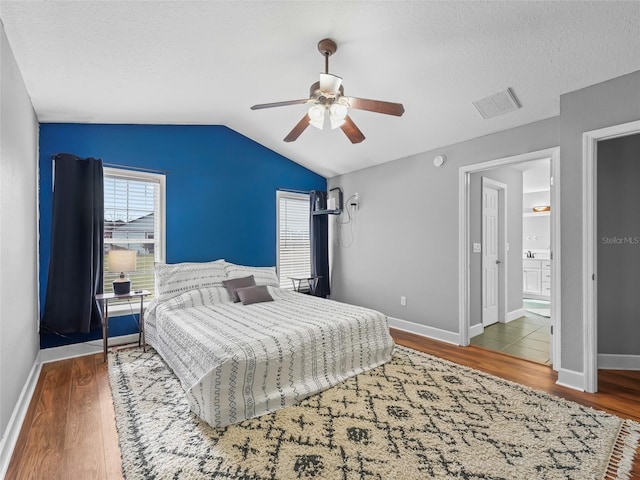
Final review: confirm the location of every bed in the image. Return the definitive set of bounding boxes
[144,260,395,428]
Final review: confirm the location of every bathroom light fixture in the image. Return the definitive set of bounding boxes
[532,205,550,213]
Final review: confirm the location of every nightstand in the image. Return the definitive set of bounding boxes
[95,290,150,362]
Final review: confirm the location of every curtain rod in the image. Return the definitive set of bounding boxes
[51,155,168,175]
[103,162,169,175]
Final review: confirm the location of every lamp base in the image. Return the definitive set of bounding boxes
[113,279,131,295]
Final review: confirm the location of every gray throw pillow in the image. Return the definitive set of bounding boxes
[222,275,256,302]
[236,285,274,305]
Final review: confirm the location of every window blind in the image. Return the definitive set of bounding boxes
[104,171,162,301]
[277,192,311,289]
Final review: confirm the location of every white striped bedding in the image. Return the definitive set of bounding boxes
[144,286,394,428]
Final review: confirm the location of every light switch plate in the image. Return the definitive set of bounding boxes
[473,243,481,253]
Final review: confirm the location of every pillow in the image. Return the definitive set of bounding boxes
[224,263,280,287]
[236,285,274,305]
[154,259,227,301]
[222,275,256,303]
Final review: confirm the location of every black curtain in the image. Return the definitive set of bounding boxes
[310,190,330,297]
[41,153,104,334]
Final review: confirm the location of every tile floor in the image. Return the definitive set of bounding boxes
[471,301,551,364]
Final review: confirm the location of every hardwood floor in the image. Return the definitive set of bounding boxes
[6,353,123,480]
[6,332,640,479]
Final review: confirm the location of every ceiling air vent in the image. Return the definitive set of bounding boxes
[473,88,520,119]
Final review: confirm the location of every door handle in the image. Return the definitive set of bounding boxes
[495,260,501,264]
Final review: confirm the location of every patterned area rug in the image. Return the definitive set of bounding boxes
[109,346,640,479]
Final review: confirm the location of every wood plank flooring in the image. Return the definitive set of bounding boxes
[6,354,123,480]
[6,331,640,479]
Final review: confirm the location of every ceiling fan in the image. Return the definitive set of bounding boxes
[250,38,405,144]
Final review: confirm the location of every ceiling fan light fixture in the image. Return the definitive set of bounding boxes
[319,73,342,95]
[308,104,325,129]
[329,103,348,129]
[251,38,405,143]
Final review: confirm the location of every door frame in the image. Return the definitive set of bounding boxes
[459,147,561,370]
[481,177,507,326]
[582,119,640,392]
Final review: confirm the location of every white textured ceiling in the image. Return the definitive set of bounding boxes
[1,1,639,177]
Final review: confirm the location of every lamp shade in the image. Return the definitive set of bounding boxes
[308,104,325,129]
[329,103,348,129]
[319,73,342,95]
[108,249,136,273]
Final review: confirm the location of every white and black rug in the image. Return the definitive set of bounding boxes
[109,346,639,479]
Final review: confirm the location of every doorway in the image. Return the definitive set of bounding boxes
[472,160,553,364]
[459,147,561,369]
[583,120,640,393]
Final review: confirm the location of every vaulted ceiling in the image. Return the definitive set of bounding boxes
[1,1,639,177]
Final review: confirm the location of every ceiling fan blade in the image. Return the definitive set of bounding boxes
[346,97,405,116]
[340,115,365,144]
[319,73,342,95]
[251,99,309,110]
[284,114,311,142]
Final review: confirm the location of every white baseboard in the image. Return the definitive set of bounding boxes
[505,308,525,323]
[556,367,585,391]
[39,333,140,364]
[469,323,484,338]
[388,317,459,345]
[598,353,640,370]
[0,358,41,479]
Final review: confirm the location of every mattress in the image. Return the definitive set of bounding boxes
[144,286,394,427]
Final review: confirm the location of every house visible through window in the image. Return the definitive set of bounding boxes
[104,167,165,302]
[277,191,311,289]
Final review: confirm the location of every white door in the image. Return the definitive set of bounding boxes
[482,183,499,326]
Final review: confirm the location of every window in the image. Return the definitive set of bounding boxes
[277,191,311,289]
[103,168,165,302]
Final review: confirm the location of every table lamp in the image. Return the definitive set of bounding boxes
[108,249,136,295]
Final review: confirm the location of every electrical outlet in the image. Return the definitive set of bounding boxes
[473,243,481,253]
[400,296,407,306]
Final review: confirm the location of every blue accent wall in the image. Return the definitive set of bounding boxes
[39,124,326,347]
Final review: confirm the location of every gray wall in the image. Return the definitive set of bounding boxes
[469,167,523,327]
[559,69,640,371]
[523,215,550,251]
[329,68,640,375]
[0,20,40,444]
[597,134,640,355]
[523,191,551,251]
[328,116,558,331]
